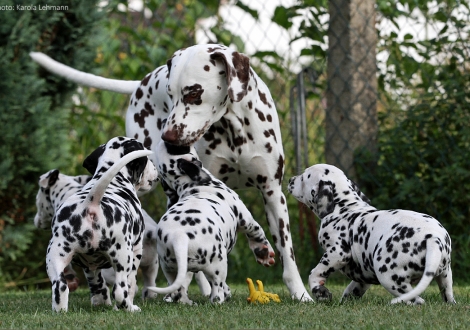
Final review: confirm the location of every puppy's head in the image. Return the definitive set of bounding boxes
[34,170,91,229]
[83,136,158,191]
[288,164,370,218]
[34,169,59,229]
[155,140,209,192]
[176,158,211,186]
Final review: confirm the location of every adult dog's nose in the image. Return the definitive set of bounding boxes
[161,128,179,144]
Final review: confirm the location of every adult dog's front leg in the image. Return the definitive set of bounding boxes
[263,188,313,301]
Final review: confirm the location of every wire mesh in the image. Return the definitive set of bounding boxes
[74,0,470,281]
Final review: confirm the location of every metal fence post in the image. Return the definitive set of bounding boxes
[326,0,378,180]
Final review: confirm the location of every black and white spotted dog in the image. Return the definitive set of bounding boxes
[45,137,158,312]
[34,169,159,299]
[30,45,311,301]
[35,170,91,291]
[288,164,455,305]
[146,141,276,304]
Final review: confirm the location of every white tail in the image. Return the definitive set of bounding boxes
[86,150,152,206]
[146,234,190,295]
[390,238,442,304]
[29,52,140,94]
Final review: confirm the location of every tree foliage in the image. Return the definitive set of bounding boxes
[274,0,470,281]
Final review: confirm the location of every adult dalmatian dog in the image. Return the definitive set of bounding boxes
[45,137,158,312]
[288,164,455,305]
[30,44,311,301]
[34,169,160,299]
[147,141,275,304]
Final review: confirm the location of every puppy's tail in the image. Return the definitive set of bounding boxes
[29,52,140,94]
[391,237,443,304]
[146,235,190,295]
[86,150,152,206]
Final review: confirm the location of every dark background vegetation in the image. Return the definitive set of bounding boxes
[0,0,469,290]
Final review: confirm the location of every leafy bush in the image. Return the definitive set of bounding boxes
[0,0,104,288]
[356,55,470,282]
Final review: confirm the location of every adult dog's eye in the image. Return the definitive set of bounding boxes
[182,86,204,105]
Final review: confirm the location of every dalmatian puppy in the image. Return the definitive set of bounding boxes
[288,164,455,305]
[34,169,159,299]
[34,170,91,292]
[46,137,158,312]
[100,209,159,300]
[146,141,276,304]
[30,45,312,301]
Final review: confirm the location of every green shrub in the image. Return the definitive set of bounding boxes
[0,0,104,288]
[356,56,470,282]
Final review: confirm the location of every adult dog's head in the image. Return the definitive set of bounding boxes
[83,136,159,192]
[161,44,251,146]
[288,164,371,218]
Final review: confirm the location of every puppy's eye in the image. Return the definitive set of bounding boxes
[190,92,198,98]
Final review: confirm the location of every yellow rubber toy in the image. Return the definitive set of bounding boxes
[246,278,281,304]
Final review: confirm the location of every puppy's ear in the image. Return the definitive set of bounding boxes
[122,139,148,185]
[166,58,172,76]
[39,169,59,188]
[349,179,371,204]
[314,180,335,218]
[164,142,190,155]
[177,159,202,181]
[191,159,203,169]
[83,144,105,174]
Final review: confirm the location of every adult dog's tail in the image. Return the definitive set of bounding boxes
[146,234,190,295]
[86,150,152,206]
[29,52,140,94]
[390,237,443,304]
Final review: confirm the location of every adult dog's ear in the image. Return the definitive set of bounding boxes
[39,169,60,188]
[122,139,148,185]
[83,144,105,174]
[177,159,202,182]
[349,179,371,204]
[313,180,335,218]
[210,50,250,102]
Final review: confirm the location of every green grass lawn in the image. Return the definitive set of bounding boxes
[1,282,469,329]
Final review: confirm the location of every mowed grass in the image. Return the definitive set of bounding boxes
[1,282,470,329]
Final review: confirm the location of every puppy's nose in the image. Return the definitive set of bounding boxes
[288,177,295,185]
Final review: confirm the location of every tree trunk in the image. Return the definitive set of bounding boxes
[326,0,378,180]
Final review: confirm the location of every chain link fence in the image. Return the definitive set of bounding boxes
[75,0,470,281]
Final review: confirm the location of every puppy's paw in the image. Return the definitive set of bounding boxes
[252,244,275,267]
[312,285,332,302]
